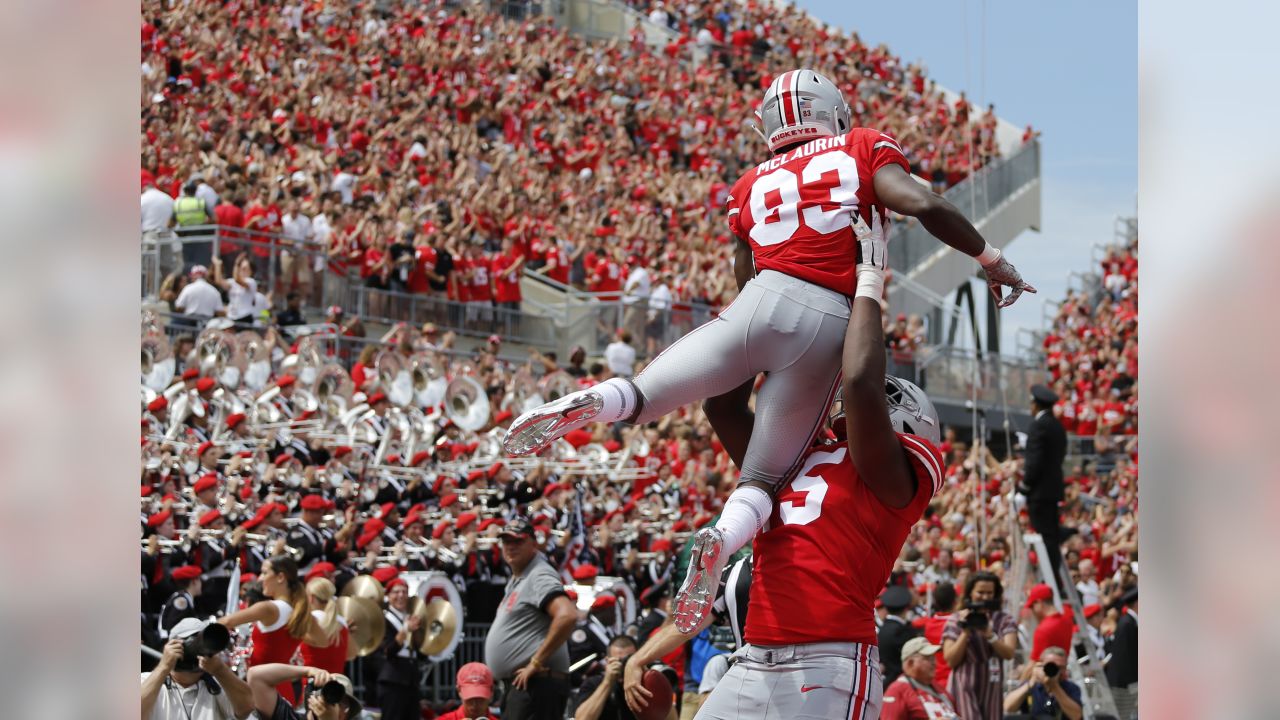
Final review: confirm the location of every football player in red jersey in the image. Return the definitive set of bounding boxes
[503,69,1032,633]
[624,217,944,719]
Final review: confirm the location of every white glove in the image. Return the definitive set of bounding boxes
[853,208,890,271]
[979,248,1036,308]
[853,209,890,300]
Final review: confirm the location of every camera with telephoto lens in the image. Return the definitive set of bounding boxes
[1043,662,1060,679]
[306,680,347,708]
[174,623,232,673]
[962,601,991,631]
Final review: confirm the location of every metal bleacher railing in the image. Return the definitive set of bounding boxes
[888,139,1041,274]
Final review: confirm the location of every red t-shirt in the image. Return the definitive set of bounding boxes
[491,252,523,303]
[727,128,910,297]
[546,246,570,285]
[361,247,384,280]
[1031,611,1075,661]
[409,245,437,293]
[591,257,622,298]
[469,257,492,301]
[213,204,245,239]
[747,434,943,645]
[922,613,954,692]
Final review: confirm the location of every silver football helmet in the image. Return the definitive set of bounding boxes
[758,68,852,153]
[885,376,940,444]
[825,376,939,444]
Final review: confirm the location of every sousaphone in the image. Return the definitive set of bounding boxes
[195,327,242,389]
[313,364,353,418]
[411,353,448,408]
[539,370,576,403]
[141,333,176,393]
[502,368,544,415]
[237,330,273,391]
[445,374,490,432]
[376,351,415,407]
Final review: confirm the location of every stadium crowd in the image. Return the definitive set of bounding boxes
[140,0,1002,335]
[141,1,1135,718]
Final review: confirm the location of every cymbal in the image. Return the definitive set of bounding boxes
[337,596,385,659]
[340,574,385,606]
[408,597,458,655]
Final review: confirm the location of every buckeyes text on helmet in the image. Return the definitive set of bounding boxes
[759,69,852,154]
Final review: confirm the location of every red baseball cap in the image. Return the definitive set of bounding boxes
[456,662,494,700]
[1024,583,1054,609]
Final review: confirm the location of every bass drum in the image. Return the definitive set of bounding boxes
[415,571,464,662]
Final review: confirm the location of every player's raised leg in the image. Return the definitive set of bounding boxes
[502,286,764,457]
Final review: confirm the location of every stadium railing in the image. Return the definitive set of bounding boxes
[888,140,1041,273]
[141,226,349,312]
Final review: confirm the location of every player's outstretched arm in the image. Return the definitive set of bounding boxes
[872,164,1036,308]
[842,212,916,509]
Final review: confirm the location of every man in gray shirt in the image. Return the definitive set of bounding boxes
[484,516,579,720]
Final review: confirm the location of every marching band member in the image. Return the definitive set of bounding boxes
[287,494,342,573]
[194,508,237,615]
[218,554,313,706]
[378,577,425,720]
[145,395,170,437]
[157,564,202,641]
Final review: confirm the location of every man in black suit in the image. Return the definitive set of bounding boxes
[878,584,920,689]
[1106,587,1139,719]
[1019,384,1068,582]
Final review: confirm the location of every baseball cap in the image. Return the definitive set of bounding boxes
[900,637,941,662]
[499,515,536,540]
[170,617,211,640]
[1024,583,1054,608]
[456,662,494,700]
[323,674,362,715]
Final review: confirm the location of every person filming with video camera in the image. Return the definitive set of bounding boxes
[141,618,254,720]
[940,572,1018,719]
[1002,646,1083,720]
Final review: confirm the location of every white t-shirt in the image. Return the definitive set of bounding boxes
[175,279,224,317]
[605,340,637,377]
[140,672,238,720]
[649,283,672,312]
[331,172,355,204]
[141,188,175,232]
[226,277,258,319]
[624,267,651,305]
[282,213,313,244]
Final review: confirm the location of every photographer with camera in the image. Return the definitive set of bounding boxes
[1002,647,1083,720]
[141,618,254,720]
[941,572,1018,719]
[246,663,362,720]
[573,635,677,720]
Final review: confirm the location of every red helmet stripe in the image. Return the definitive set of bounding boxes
[778,71,797,125]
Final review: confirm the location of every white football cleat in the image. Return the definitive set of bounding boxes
[672,527,726,633]
[502,390,604,457]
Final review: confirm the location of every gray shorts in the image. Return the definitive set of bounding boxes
[696,642,882,720]
[632,270,850,487]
